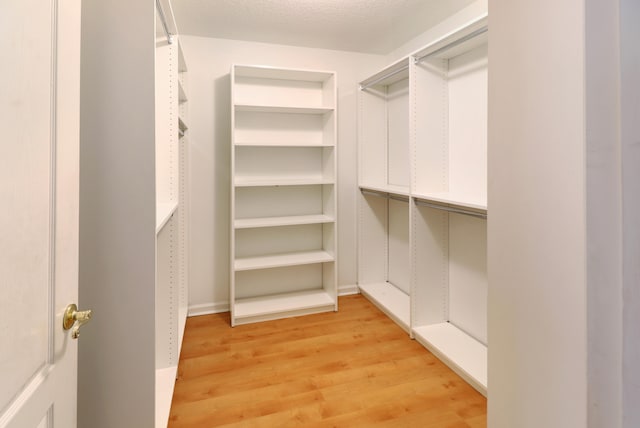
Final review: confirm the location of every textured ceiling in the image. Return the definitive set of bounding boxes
[171,0,476,54]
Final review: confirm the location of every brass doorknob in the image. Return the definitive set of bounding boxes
[63,303,92,339]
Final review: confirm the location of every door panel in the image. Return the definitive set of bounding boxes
[0,0,81,426]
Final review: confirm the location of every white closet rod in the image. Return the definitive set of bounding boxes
[156,0,174,45]
[413,26,487,64]
[415,199,487,219]
[359,65,409,91]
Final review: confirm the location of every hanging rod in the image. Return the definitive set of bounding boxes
[415,199,487,219]
[156,0,174,45]
[359,64,409,91]
[414,26,487,65]
[361,189,409,203]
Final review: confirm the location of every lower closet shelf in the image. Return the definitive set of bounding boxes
[412,322,487,396]
[155,366,178,428]
[359,282,410,332]
[234,289,335,325]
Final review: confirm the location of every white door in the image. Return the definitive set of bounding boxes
[0,0,82,427]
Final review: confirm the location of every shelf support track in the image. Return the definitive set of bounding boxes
[156,0,174,45]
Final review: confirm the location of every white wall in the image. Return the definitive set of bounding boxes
[182,36,386,313]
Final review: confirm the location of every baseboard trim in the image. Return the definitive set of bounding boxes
[188,301,229,317]
[188,286,360,317]
[338,284,360,296]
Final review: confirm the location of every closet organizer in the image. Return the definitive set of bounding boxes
[155,0,190,424]
[230,65,338,326]
[358,16,488,395]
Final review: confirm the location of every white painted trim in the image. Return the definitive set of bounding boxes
[188,285,359,317]
[188,301,229,317]
[338,284,360,296]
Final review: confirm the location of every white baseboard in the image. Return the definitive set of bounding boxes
[338,284,360,296]
[188,286,360,317]
[188,301,229,317]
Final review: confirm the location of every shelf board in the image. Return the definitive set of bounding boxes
[178,42,187,72]
[178,116,188,132]
[234,250,334,271]
[235,214,334,229]
[358,282,410,333]
[233,65,334,82]
[155,365,177,428]
[235,104,334,115]
[234,289,335,324]
[413,322,487,396]
[359,184,410,199]
[412,191,487,212]
[360,57,410,88]
[177,306,187,357]
[235,177,334,187]
[178,80,187,103]
[156,202,178,233]
[234,141,335,148]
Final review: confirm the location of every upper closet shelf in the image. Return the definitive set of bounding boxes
[412,15,488,62]
[360,57,410,90]
[234,104,334,115]
[413,192,487,213]
[359,184,410,199]
[234,64,334,82]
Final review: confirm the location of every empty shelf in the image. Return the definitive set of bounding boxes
[234,250,334,271]
[234,141,335,148]
[359,282,410,333]
[359,184,410,198]
[413,191,487,212]
[235,104,334,115]
[234,289,335,325]
[234,214,334,229]
[178,117,188,132]
[412,322,487,396]
[178,80,187,103]
[156,202,178,233]
[235,177,334,187]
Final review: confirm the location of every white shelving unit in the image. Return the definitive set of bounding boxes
[155,2,190,425]
[357,16,489,396]
[230,64,338,326]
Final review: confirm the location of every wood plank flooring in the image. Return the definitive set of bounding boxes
[169,294,486,427]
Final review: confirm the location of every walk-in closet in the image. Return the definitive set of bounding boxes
[3,1,636,427]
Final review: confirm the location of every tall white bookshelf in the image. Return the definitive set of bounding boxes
[230,65,338,326]
[357,16,488,396]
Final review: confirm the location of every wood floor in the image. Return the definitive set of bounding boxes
[168,294,486,427]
